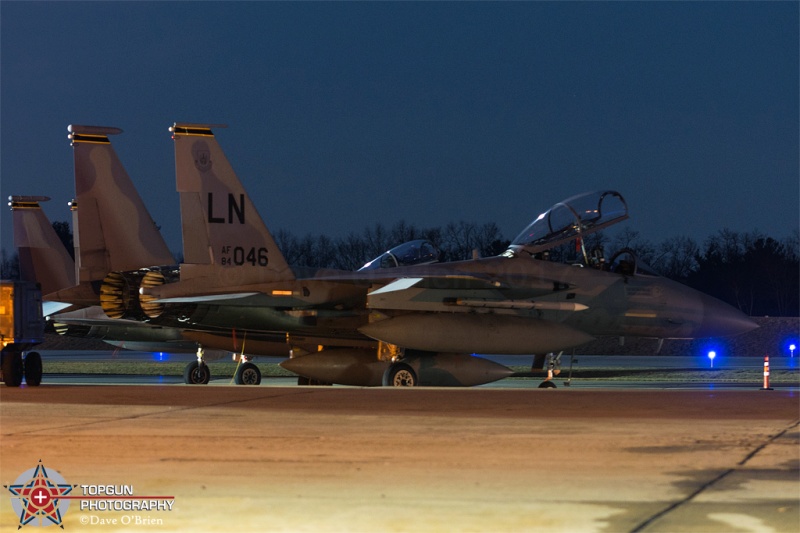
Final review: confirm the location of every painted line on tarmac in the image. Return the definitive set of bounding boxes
[629,419,800,532]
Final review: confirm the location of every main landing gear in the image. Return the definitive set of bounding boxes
[183,346,264,385]
[234,362,262,385]
[183,346,211,384]
[378,343,417,387]
[382,361,418,387]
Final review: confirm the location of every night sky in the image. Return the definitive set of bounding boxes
[2,2,797,259]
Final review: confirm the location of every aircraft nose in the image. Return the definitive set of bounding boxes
[697,292,759,338]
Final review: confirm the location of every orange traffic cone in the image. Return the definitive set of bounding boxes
[761,355,773,391]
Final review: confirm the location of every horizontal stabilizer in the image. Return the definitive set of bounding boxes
[367,278,424,295]
[367,275,508,296]
[42,301,74,316]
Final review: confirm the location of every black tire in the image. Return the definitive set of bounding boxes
[183,361,211,384]
[297,376,310,386]
[235,362,262,385]
[1,349,24,387]
[24,351,43,386]
[538,380,557,389]
[382,363,417,387]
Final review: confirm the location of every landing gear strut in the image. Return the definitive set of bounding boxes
[536,352,562,389]
[184,346,211,384]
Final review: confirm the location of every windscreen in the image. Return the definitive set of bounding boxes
[358,240,440,271]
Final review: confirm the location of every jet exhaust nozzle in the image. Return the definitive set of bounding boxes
[100,271,147,320]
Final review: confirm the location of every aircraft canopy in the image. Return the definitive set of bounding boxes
[359,240,440,271]
[509,190,628,255]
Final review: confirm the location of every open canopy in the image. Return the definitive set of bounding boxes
[508,190,628,255]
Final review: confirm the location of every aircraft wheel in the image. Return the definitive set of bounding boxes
[183,361,211,385]
[538,380,557,389]
[235,362,262,385]
[24,351,43,386]
[382,363,417,387]
[1,349,23,387]
[297,376,310,386]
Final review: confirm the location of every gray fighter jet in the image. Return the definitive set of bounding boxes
[124,123,757,387]
[9,130,269,379]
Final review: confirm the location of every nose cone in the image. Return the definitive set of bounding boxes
[697,292,759,338]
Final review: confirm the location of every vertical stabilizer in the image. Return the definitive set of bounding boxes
[171,123,294,285]
[68,125,175,282]
[10,196,75,295]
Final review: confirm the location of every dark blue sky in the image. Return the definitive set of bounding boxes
[2,2,797,258]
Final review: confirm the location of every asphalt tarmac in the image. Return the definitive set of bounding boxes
[1,386,797,532]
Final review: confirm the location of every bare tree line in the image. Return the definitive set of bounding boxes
[275,220,508,270]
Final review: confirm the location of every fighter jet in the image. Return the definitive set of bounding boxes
[8,129,278,385]
[126,123,757,387]
[14,126,387,385]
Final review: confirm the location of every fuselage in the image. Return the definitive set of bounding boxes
[131,254,756,356]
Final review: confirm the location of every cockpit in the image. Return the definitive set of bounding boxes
[507,190,628,256]
[358,240,441,271]
[505,191,659,277]
[607,249,659,277]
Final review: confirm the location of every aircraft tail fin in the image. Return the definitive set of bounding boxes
[171,123,294,284]
[10,196,76,296]
[68,125,175,282]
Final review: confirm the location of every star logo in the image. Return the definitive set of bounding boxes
[5,460,75,529]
